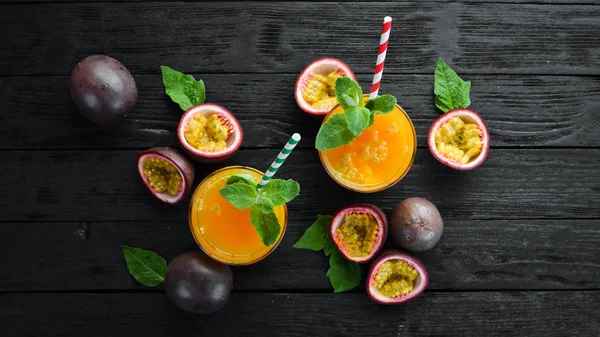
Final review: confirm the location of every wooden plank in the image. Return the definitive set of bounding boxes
[1,149,598,222]
[0,220,597,291]
[0,292,598,337]
[0,3,599,76]
[2,0,598,4]
[1,74,599,149]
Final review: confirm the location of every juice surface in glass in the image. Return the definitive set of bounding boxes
[189,166,287,265]
[319,95,417,193]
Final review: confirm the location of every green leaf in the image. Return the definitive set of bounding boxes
[315,114,357,151]
[256,196,275,213]
[326,251,362,293]
[365,94,397,115]
[434,58,471,113]
[249,205,281,246]
[293,215,333,253]
[262,179,300,206]
[345,107,371,136]
[226,174,257,186]
[121,245,167,287]
[219,183,258,210]
[335,77,363,109]
[160,65,206,111]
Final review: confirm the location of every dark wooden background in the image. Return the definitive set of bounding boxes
[1,1,599,336]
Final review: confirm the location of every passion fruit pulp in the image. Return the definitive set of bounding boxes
[178,104,243,162]
[295,58,356,117]
[428,108,489,170]
[390,197,443,252]
[165,251,233,314]
[329,204,387,263]
[137,147,195,204]
[367,251,428,304]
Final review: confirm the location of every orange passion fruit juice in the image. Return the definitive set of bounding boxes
[189,166,287,265]
[319,95,416,193]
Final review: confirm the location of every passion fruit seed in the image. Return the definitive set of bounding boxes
[336,213,379,258]
[372,259,419,298]
[142,157,182,196]
[434,116,483,164]
[302,70,343,109]
[184,114,230,152]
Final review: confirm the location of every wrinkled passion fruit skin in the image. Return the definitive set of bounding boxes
[390,197,443,252]
[69,55,137,125]
[165,252,233,314]
[330,204,388,264]
[367,250,428,305]
[137,147,195,204]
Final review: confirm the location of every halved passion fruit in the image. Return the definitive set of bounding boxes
[367,251,428,304]
[177,104,243,162]
[294,58,356,117]
[428,108,490,170]
[137,147,195,204]
[329,204,387,263]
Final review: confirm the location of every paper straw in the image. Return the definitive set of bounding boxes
[257,133,301,190]
[369,16,392,100]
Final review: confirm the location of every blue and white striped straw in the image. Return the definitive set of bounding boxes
[257,133,301,190]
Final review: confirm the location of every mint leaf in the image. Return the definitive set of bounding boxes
[256,196,275,213]
[315,114,357,151]
[326,251,362,293]
[365,94,396,115]
[262,179,300,206]
[335,77,363,109]
[226,174,257,186]
[293,215,333,253]
[434,58,471,113]
[345,107,370,136]
[219,183,258,210]
[160,65,206,111]
[121,245,166,287]
[249,205,281,246]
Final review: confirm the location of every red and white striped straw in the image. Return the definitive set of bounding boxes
[369,16,392,100]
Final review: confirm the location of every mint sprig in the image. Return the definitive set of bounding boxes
[121,245,166,287]
[434,58,471,113]
[315,77,397,151]
[219,175,300,247]
[294,215,362,293]
[160,65,206,111]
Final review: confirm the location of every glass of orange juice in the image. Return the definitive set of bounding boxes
[319,94,417,193]
[189,166,287,265]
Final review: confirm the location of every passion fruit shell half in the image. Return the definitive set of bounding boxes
[177,104,243,162]
[367,251,428,305]
[295,58,356,117]
[137,147,195,204]
[428,108,490,170]
[329,204,387,263]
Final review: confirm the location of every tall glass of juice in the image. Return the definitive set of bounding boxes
[189,166,287,265]
[319,94,417,193]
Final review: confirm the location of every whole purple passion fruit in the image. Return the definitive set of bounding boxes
[137,147,195,204]
[390,197,443,252]
[329,204,387,263]
[367,250,428,304]
[165,252,233,314]
[69,55,137,125]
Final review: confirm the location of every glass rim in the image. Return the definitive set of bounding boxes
[318,98,417,193]
[188,165,288,265]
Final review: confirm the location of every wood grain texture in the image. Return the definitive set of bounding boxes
[2,74,599,149]
[1,292,598,337]
[3,0,598,4]
[0,220,597,291]
[1,149,598,223]
[0,3,599,76]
